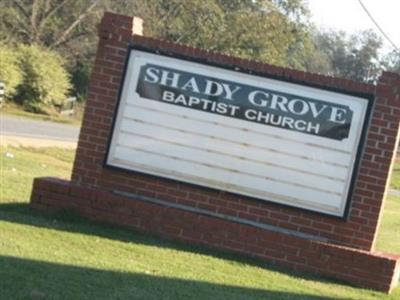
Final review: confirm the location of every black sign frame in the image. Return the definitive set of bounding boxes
[104,43,375,220]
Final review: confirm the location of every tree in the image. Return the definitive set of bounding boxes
[310,29,383,82]
[0,0,102,49]
[0,43,23,99]
[382,50,400,74]
[113,0,315,70]
[15,45,71,112]
[0,0,105,103]
[1,0,316,100]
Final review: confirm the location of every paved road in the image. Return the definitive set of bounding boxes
[1,114,80,142]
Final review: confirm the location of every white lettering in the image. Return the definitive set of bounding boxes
[215,102,228,114]
[144,67,160,83]
[188,96,200,106]
[309,102,328,118]
[162,90,175,102]
[229,105,240,116]
[174,94,187,105]
[307,122,320,134]
[270,94,288,112]
[222,84,241,101]
[245,109,257,120]
[204,80,224,97]
[248,91,269,107]
[294,120,307,131]
[160,71,180,88]
[181,77,200,93]
[329,107,347,124]
[201,99,212,110]
[282,117,294,129]
[288,99,309,115]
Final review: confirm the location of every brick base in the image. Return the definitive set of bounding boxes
[30,177,400,293]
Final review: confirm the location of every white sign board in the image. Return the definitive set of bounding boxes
[106,48,373,217]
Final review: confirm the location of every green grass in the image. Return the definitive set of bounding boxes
[0,146,399,299]
[0,146,74,202]
[1,102,83,126]
[376,195,400,253]
[392,162,400,190]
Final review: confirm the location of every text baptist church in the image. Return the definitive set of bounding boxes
[140,64,353,138]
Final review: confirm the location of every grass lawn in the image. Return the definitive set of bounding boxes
[1,102,83,126]
[392,162,400,190]
[0,146,399,299]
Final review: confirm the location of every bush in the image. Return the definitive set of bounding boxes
[70,61,91,102]
[15,45,71,112]
[0,44,23,99]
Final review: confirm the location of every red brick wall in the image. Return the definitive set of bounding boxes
[30,177,400,293]
[71,12,400,252]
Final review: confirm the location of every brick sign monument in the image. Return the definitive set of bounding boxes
[31,12,400,292]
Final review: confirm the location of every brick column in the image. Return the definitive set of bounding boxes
[71,12,142,186]
[367,72,400,250]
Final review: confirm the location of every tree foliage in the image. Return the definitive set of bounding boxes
[120,0,314,70]
[0,43,23,98]
[382,50,400,74]
[15,45,71,112]
[0,0,102,49]
[0,0,392,108]
[0,0,320,102]
[311,29,383,82]
[1,0,99,108]
[2,1,313,67]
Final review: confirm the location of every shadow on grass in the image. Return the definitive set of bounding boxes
[0,255,349,300]
[0,202,359,296]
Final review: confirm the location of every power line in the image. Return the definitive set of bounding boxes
[357,0,400,53]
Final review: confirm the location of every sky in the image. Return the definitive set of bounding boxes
[307,0,400,53]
